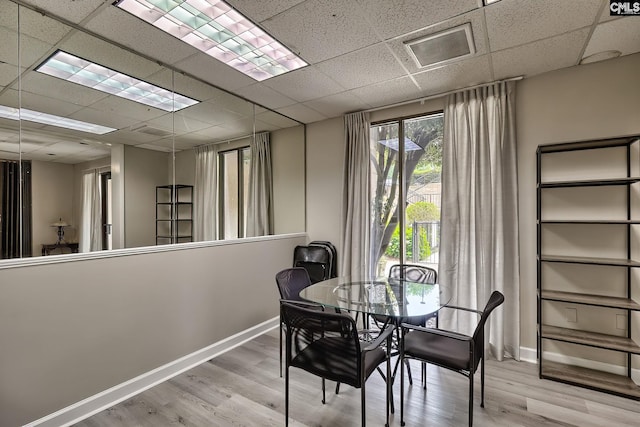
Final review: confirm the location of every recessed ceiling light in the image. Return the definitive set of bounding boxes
[484,0,502,4]
[114,0,307,81]
[36,50,199,112]
[0,105,117,135]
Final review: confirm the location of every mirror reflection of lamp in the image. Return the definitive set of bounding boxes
[51,218,69,245]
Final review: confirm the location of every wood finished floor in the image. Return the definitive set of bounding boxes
[74,329,640,426]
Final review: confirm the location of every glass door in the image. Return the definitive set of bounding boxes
[370,113,443,276]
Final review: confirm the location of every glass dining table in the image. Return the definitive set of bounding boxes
[298,276,451,322]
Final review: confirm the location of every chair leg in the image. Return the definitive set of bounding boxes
[279,326,283,378]
[322,378,326,404]
[480,356,485,408]
[335,382,340,395]
[422,362,427,390]
[361,381,366,427]
[386,347,391,427]
[285,365,289,427]
[405,359,413,385]
[469,371,474,427]
[400,354,405,427]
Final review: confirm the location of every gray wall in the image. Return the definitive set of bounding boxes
[305,52,640,351]
[0,234,305,426]
[123,145,171,248]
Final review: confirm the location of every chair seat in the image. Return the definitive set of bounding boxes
[291,337,385,387]
[403,329,471,371]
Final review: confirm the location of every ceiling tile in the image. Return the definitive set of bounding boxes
[263,66,345,103]
[413,55,493,96]
[0,63,17,86]
[356,0,478,40]
[84,6,195,66]
[22,0,106,24]
[485,0,602,51]
[387,9,488,75]
[19,92,83,117]
[0,0,17,29]
[87,96,167,124]
[276,103,328,124]
[349,76,421,109]
[21,74,109,107]
[583,17,640,58]
[174,52,256,93]
[233,83,298,110]
[262,0,380,63]
[255,110,300,128]
[227,0,306,22]
[18,6,73,45]
[492,28,591,79]
[303,91,370,117]
[316,43,407,90]
[150,113,212,135]
[61,31,166,80]
[69,106,138,130]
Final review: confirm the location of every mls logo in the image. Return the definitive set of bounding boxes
[610,1,640,15]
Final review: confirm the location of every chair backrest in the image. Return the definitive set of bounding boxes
[471,291,505,364]
[388,263,437,284]
[280,300,362,387]
[293,245,332,283]
[276,268,312,301]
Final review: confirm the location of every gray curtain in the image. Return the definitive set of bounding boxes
[341,111,371,278]
[80,170,102,252]
[0,160,31,258]
[194,144,219,241]
[439,81,520,361]
[247,132,273,237]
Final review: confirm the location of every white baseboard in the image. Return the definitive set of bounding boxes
[24,317,280,427]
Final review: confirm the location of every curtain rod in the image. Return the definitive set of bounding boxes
[362,75,524,113]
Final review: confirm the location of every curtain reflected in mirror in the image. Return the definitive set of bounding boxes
[0,160,31,259]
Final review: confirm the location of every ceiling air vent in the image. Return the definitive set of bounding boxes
[130,124,172,137]
[405,23,475,69]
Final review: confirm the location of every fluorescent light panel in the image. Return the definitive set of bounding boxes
[0,105,116,135]
[36,51,199,112]
[115,0,307,81]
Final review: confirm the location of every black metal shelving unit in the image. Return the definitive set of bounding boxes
[156,184,193,245]
[537,134,640,399]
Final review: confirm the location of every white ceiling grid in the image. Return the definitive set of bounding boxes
[0,0,638,163]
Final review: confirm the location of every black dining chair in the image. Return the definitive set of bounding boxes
[280,300,394,427]
[371,264,438,387]
[275,267,315,377]
[399,290,505,427]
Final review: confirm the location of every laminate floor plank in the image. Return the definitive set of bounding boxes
[74,328,640,426]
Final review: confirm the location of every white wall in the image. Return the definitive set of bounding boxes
[31,161,74,254]
[0,234,306,426]
[517,53,640,350]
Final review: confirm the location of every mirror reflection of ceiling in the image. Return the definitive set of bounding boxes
[0,0,302,164]
[6,0,636,126]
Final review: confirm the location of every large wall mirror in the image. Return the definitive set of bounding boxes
[0,0,305,260]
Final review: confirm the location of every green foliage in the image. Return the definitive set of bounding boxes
[406,201,440,222]
[384,224,431,261]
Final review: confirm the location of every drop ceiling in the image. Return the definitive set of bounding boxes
[1,0,639,163]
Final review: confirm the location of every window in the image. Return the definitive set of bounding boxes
[370,112,443,276]
[218,146,250,239]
